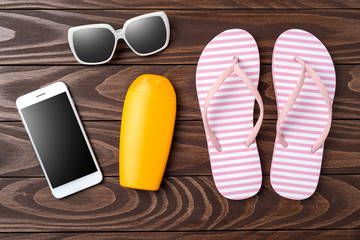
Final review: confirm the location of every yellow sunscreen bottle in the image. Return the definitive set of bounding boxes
[119,74,176,191]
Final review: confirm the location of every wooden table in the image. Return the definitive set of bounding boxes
[0,1,359,239]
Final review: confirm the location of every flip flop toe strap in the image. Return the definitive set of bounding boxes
[203,57,264,152]
[276,56,333,153]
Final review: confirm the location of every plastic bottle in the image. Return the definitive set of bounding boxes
[119,74,176,191]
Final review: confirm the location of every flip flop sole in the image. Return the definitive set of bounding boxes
[196,29,262,200]
[271,29,336,200]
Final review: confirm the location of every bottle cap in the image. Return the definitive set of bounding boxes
[128,74,176,98]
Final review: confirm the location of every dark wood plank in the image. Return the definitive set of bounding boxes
[1,0,360,10]
[0,65,359,121]
[0,120,358,177]
[0,175,359,232]
[0,230,359,240]
[0,10,359,65]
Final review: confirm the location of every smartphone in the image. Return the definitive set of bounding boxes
[16,82,102,198]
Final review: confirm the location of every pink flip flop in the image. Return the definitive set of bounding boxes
[196,29,264,200]
[271,29,336,200]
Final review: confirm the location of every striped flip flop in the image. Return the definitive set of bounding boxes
[271,29,336,200]
[196,29,264,200]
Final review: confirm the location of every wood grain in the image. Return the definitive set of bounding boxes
[0,10,359,65]
[0,5,359,238]
[0,230,359,240]
[0,65,359,121]
[0,176,359,232]
[1,0,360,10]
[0,120,358,177]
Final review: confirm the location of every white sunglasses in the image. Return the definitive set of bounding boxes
[68,11,170,65]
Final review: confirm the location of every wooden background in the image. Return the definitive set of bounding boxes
[0,0,359,239]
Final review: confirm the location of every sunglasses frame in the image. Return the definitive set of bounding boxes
[68,11,170,65]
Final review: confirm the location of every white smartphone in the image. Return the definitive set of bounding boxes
[16,82,102,198]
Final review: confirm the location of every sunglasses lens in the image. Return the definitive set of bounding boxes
[73,28,115,63]
[125,16,167,55]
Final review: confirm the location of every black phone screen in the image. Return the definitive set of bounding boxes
[21,92,97,188]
